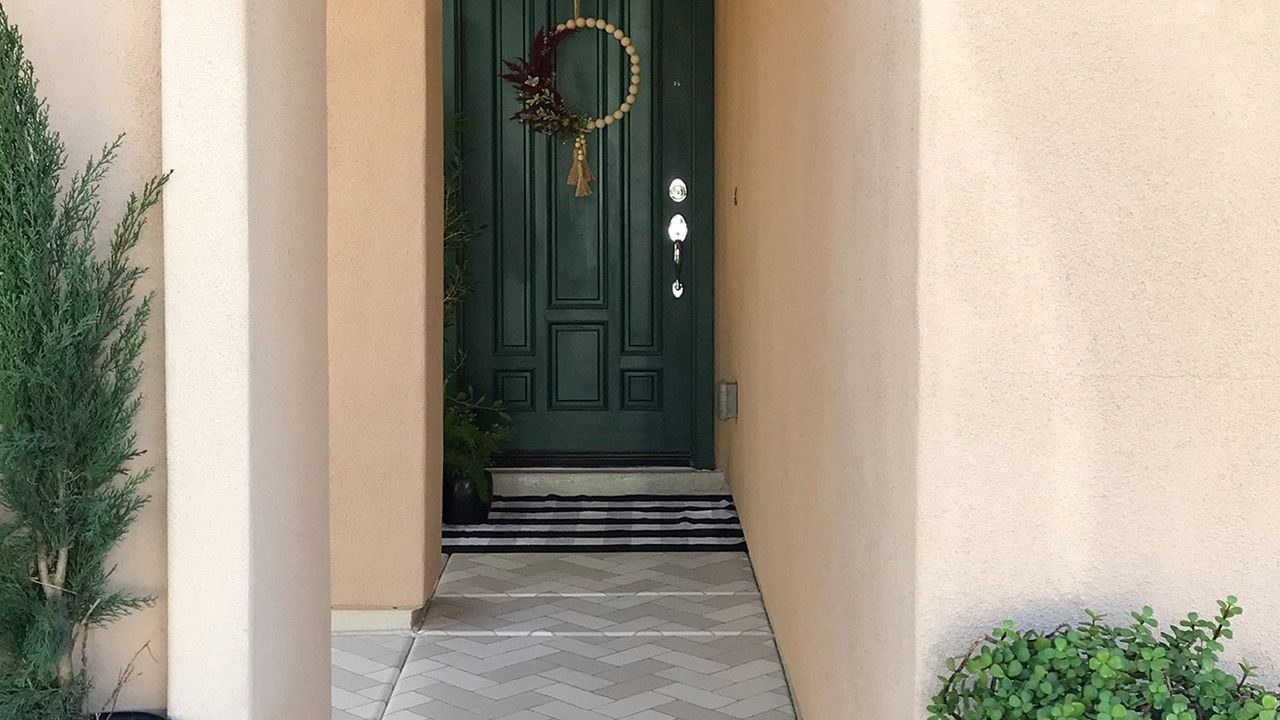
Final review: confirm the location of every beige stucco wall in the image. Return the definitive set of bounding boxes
[914,0,1280,705]
[720,1,1280,716]
[9,0,1278,716]
[328,0,445,610]
[5,1,168,710]
[714,1,920,717]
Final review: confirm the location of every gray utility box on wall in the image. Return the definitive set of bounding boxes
[717,381,739,420]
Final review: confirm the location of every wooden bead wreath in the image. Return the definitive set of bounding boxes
[500,2,641,197]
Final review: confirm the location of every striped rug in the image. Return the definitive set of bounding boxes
[442,495,746,553]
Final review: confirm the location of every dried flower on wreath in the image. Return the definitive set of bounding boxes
[500,27,591,138]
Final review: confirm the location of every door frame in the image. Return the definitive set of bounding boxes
[687,0,715,470]
[442,0,716,470]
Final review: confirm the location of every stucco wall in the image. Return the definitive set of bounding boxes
[714,1,920,717]
[328,0,445,610]
[914,0,1280,705]
[719,1,1280,716]
[5,1,168,710]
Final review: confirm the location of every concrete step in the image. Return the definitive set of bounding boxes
[490,468,729,497]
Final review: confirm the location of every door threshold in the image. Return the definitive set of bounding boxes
[489,468,729,497]
[492,466,716,473]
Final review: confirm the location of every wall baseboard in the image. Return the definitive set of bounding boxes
[331,609,419,633]
[331,555,449,634]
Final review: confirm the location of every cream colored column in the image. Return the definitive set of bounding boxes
[327,0,445,612]
[161,0,329,717]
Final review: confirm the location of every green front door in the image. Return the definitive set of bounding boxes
[446,0,714,468]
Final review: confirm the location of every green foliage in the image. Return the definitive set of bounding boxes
[0,6,167,716]
[443,158,473,322]
[443,398,511,503]
[442,153,510,501]
[0,674,86,720]
[929,598,1278,720]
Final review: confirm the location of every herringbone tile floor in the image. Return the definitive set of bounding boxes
[333,552,796,720]
[333,633,416,720]
[434,553,761,596]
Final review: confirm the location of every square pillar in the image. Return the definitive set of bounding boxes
[161,0,329,717]
[327,0,445,615]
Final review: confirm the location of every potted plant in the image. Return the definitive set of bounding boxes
[442,397,510,524]
[441,157,510,524]
[0,7,168,718]
[930,597,1278,720]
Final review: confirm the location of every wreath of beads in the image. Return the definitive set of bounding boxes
[500,13,641,197]
[555,16,642,131]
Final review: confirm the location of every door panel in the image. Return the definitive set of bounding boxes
[447,0,712,467]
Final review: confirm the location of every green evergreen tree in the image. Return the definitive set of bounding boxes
[0,6,167,717]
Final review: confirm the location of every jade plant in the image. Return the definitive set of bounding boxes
[0,6,167,717]
[929,598,1278,720]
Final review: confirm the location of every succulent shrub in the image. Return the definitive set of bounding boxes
[929,598,1278,720]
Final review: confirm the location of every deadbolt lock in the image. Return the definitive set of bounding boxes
[669,178,688,203]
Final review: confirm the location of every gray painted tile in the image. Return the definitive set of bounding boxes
[335,552,796,720]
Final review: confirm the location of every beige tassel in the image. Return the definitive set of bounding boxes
[567,133,593,197]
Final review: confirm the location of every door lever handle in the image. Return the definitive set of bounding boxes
[667,214,688,242]
[671,243,685,297]
[667,214,687,298]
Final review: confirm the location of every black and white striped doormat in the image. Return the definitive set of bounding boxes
[443,495,747,553]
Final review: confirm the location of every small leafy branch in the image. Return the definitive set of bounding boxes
[0,6,167,717]
[443,158,474,321]
[442,152,510,501]
[929,598,1278,720]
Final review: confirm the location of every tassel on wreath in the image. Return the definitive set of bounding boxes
[567,133,593,197]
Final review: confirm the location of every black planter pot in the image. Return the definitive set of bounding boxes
[443,473,491,524]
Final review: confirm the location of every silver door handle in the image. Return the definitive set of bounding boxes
[668,214,688,241]
[668,214,687,298]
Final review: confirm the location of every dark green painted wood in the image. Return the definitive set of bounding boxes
[447,0,714,468]
[688,0,716,470]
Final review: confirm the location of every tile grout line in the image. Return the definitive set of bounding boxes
[374,553,455,720]
[373,633,418,720]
